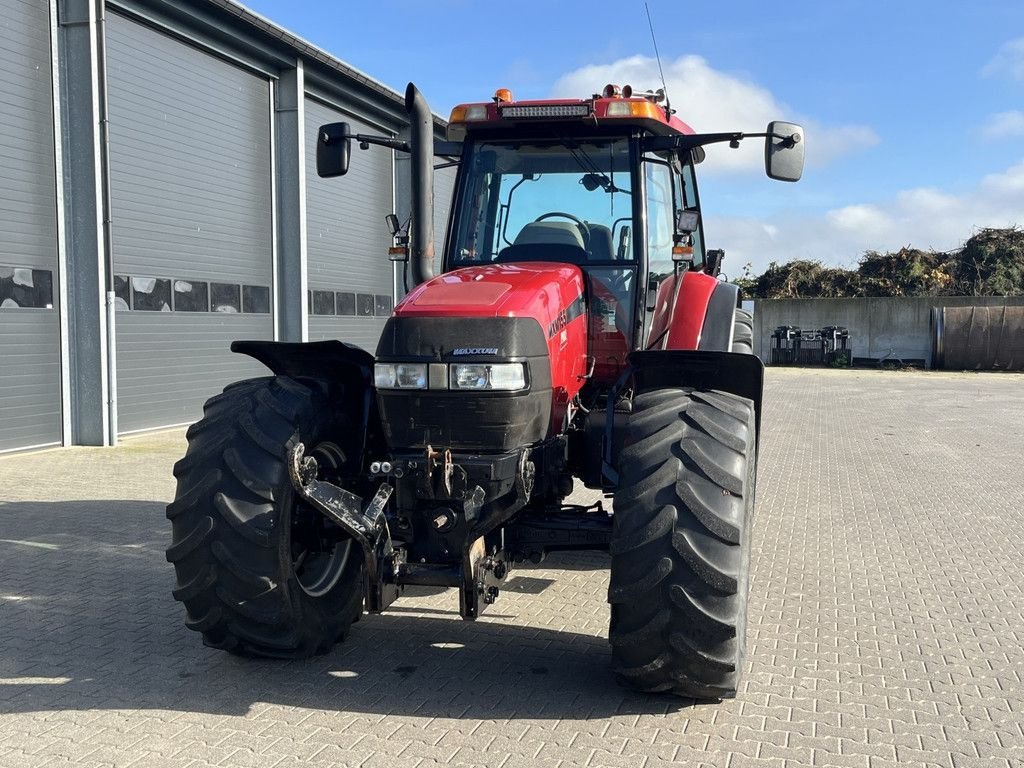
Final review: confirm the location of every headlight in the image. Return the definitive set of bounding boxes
[450,362,526,391]
[374,363,427,389]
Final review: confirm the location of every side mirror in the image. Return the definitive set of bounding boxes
[317,122,351,178]
[705,248,725,277]
[765,121,804,182]
[616,225,631,259]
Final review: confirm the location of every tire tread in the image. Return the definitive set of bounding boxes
[609,387,755,699]
[166,376,363,658]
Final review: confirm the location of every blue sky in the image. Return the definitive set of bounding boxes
[243,0,1024,275]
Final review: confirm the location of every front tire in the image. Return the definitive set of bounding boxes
[166,376,364,658]
[609,388,756,698]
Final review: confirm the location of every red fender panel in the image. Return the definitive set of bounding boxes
[647,270,720,350]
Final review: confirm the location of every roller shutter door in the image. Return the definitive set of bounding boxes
[305,98,394,351]
[105,14,273,433]
[0,0,61,452]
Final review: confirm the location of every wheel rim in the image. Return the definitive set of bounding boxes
[290,441,354,598]
[294,538,352,597]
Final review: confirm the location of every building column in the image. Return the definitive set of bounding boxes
[274,61,308,342]
[56,0,112,446]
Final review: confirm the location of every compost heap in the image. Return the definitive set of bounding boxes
[736,227,1024,299]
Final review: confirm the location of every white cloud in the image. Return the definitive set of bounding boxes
[550,54,878,174]
[827,204,892,235]
[982,37,1024,80]
[981,110,1024,139]
[704,160,1024,276]
[981,159,1024,194]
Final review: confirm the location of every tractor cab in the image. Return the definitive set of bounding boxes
[441,87,708,384]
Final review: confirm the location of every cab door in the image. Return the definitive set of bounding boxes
[642,152,706,349]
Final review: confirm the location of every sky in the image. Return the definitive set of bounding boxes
[243,0,1024,276]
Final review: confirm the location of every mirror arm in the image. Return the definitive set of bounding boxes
[335,134,463,159]
[744,131,802,148]
[644,130,800,152]
[329,134,464,157]
[347,133,410,153]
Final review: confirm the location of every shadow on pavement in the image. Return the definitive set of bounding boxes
[0,500,689,721]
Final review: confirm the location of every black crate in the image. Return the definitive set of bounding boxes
[771,325,851,367]
[821,326,851,367]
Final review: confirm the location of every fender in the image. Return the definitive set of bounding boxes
[697,281,740,352]
[665,271,717,350]
[602,349,764,487]
[648,271,736,351]
[232,339,374,382]
[626,349,763,438]
[231,339,381,461]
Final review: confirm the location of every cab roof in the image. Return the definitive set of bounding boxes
[447,87,695,142]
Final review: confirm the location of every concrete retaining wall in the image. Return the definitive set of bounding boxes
[753,296,1024,366]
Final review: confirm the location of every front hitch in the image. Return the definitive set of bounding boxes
[287,440,401,613]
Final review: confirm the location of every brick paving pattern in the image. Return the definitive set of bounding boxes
[1,368,1022,768]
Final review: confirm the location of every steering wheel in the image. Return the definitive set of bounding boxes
[534,212,591,249]
[606,269,633,299]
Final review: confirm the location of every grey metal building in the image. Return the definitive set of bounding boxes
[0,0,455,452]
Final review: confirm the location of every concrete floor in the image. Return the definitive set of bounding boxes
[1,368,1022,768]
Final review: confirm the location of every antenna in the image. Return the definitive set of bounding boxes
[644,2,672,115]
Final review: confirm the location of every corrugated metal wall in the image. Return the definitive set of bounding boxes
[0,0,62,451]
[105,12,273,432]
[305,97,395,351]
[0,0,442,447]
[393,153,459,290]
[432,164,457,275]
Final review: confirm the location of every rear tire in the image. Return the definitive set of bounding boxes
[166,376,364,658]
[732,308,753,354]
[609,388,756,698]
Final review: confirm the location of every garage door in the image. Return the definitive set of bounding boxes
[0,0,61,452]
[105,13,273,433]
[305,98,395,352]
[433,163,457,275]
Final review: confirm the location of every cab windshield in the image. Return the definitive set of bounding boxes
[449,138,634,266]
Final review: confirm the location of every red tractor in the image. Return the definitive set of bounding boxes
[167,82,803,699]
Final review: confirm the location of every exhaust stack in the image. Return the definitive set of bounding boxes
[406,83,435,286]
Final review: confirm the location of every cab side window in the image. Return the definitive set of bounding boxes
[645,159,675,282]
[679,160,704,270]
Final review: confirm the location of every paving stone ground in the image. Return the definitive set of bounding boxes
[1,368,1022,768]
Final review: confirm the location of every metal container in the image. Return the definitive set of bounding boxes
[931,306,1024,371]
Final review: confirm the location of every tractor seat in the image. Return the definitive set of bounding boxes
[585,224,615,261]
[513,221,585,249]
[494,221,589,265]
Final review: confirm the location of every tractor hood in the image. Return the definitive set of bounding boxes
[393,262,585,332]
[374,262,589,452]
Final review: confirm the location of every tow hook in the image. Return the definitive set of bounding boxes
[287,439,399,613]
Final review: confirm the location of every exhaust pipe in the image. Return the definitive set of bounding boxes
[406,82,435,286]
